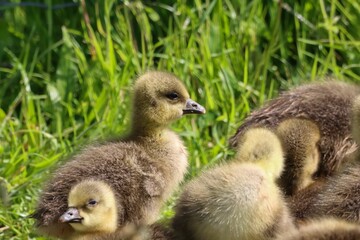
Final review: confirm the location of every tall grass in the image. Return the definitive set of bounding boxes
[1,0,359,238]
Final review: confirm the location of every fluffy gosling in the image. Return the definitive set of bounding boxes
[229,81,360,177]
[33,71,205,239]
[172,128,294,240]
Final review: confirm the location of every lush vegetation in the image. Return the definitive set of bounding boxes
[1,0,359,238]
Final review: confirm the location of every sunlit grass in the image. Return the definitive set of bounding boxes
[1,0,360,238]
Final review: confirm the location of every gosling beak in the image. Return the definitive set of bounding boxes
[183,99,206,115]
[59,207,83,223]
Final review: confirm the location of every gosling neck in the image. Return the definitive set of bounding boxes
[129,116,168,141]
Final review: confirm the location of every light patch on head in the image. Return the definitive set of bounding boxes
[131,71,201,130]
[276,118,321,192]
[67,180,117,234]
[134,71,190,101]
[69,182,101,206]
[298,147,320,190]
[234,128,284,179]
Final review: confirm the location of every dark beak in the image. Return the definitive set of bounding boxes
[183,99,206,115]
[59,207,83,223]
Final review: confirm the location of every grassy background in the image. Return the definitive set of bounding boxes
[1,0,360,238]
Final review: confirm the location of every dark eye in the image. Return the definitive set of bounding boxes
[165,92,179,100]
[87,199,98,207]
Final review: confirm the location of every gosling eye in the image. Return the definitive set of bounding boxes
[87,199,98,207]
[165,92,179,100]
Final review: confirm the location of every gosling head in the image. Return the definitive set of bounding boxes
[59,180,117,234]
[234,127,284,179]
[276,118,321,194]
[131,71,205,135]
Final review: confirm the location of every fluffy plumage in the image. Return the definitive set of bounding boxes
[288,180,326,224]
[277,218,360,240]
[229,81,360,177]
[276,118,321,196]
[32,71,205,239]
[70,223,174,240]
[234,128,284,178]
[172,128,294,240]
[288,95,360,223]
[351,96,360,146]
[305,165,360,223]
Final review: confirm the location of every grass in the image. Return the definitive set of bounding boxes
[1,0,360,238]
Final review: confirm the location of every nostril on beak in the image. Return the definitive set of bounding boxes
[183,99,205,114]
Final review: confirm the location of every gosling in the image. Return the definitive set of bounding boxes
[276,118,321,196]
[229,80,360,178]
[33,71,205,239]
[288,95,360,223]
[172,128,294,240]
[59,180,117,240]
